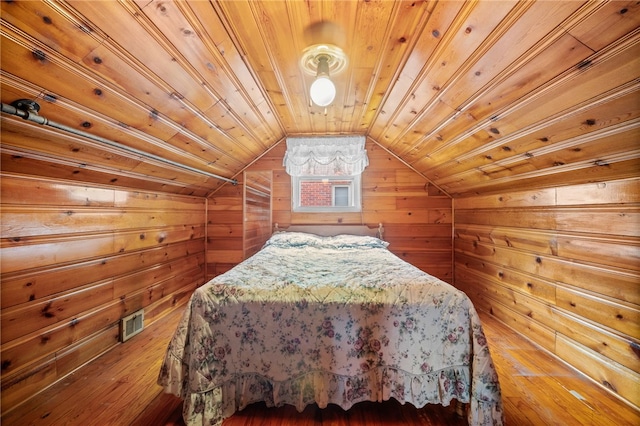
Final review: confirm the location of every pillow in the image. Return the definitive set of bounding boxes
[264,231,324,248]
[265,231,389,250]
[321,234,389,249]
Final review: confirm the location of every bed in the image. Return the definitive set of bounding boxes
[158,225,504,425]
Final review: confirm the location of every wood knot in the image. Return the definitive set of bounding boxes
[32,49,47,62]
[577,60,592,70]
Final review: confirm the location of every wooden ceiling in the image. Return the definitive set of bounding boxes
[1,0,638,197]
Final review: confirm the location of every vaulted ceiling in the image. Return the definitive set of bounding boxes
[1,0,638,197]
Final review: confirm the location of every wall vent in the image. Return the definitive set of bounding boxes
[120,309,144,342]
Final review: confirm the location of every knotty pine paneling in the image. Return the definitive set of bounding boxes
[205,171,272,279]
[207,182,243,278]
[207,139,453,282]
[244,170,272,259]
[453,177,640,409]
[0,174,206,414]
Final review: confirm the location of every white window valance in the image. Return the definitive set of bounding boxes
[283,135,369,176]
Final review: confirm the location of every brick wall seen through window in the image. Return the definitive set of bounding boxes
[300,180,350,206]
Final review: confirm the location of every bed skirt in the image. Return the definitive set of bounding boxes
[165,366,503,426]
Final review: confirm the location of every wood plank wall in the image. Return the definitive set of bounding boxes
[244,171,272,259]
[207,138,453,282]
[207,182,244,278]
[453,177,640,409]
[0,173,206,414]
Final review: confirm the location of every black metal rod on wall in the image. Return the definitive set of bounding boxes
[1,100,238,185]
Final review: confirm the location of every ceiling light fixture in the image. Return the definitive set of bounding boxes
[300,44,347,108]
[309,54,335,107]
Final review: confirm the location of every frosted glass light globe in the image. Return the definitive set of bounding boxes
[310,76,336,107]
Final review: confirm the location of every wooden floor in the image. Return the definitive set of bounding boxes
[2,305,638,426]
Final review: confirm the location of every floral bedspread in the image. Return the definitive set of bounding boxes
[158,232,503,425]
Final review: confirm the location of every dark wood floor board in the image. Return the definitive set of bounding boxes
[222,399,466,426]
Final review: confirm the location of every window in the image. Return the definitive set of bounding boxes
[284,135,368,213]
[333,185,350,207]
[292,175,361,212]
